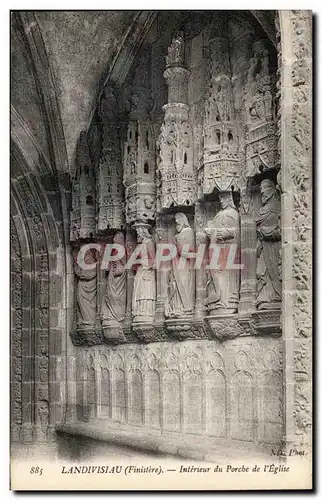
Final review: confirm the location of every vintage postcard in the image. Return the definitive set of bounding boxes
[10,10,312,490]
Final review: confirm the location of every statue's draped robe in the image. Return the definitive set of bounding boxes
[75,265,97,327]
[167,227,195,317]
[255,197,281,309]
[206,206,240,312]
[101,258,126,326]
[132,237,156,321]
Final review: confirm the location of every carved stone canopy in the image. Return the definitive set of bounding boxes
[70,131,96,241]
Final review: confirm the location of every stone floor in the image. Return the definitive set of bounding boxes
[55,420,275,464]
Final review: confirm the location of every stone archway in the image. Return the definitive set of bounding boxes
[10,136,72,449]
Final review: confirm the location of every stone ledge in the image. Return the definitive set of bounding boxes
[56,421,274,462]
[70,309,282,346]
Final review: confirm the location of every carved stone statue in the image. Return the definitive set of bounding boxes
[101,232,126,332]
[255,179,282,310]
[247,40,272,121]
[74,248,97,329]
[166,34,185,67]
[132,226,156,323]
[166,213,195,318]
[205,191,240,314]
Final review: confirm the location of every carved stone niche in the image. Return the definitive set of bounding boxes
[253,177,282,314]
[244,39,278,177]
[201,16,241,197]
[204,315,243,341]
[157,35,196,209]
[100,232,127,344]
[70,132,96,242]
[131,222,156,327]
[163,211,205,341]
[72,243,98,340]
[204,190,241,316]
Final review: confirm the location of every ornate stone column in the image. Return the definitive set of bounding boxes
[158,35,196,208]
[228,14,257,317]
[238,184,257,316]
[194,202,207,321]
[70,132,96,242]
[97,85,124,231]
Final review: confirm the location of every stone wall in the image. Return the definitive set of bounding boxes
[73,337,283,446]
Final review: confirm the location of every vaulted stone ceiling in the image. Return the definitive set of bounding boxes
[11,11,140,169]
[11,10,276,174]
[35,11,138,160]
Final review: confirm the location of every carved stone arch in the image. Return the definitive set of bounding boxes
[230,370,255,441]
[10,199,32,443]
[13,12,70,175]
[87,11,158,131]
[145,368,161,430]
[10,138,70,443]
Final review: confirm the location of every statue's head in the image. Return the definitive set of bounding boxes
[260,179,277,205]
[219,191,234,210]
[175,212,190,233]
[84,247,97,264]
[113,231,125,245]
[136,225,151,243]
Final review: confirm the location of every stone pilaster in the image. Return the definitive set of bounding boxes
[194,202,207,320]
[278,10,312,447]
[238,184,257,315]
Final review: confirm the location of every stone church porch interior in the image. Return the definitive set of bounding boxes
[10,10,312,463]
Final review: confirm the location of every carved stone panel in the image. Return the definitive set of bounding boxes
[206,369,227,437]
[100,368,111,418]
[145,370,161,429]
[132,225,156,324]
[128,370,144,426]
[163,370,181,432]
[113,367,126,424]
[230,366,255,441]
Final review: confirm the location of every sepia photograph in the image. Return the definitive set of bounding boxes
[9,8,313,491]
